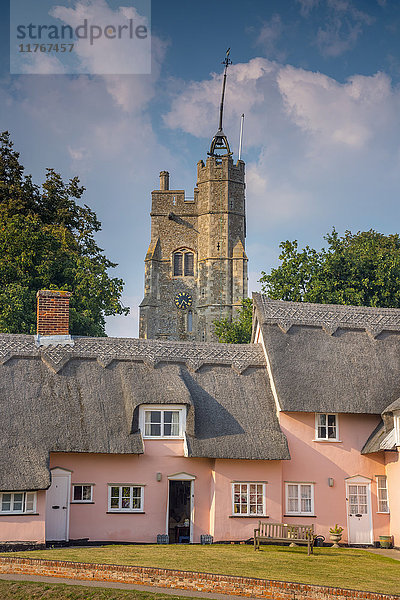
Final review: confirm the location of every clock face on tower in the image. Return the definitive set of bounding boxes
[174,292,193,309]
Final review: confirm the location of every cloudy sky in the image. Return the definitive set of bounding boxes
[2,0,400,336]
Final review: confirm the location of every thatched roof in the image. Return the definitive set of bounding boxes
[0,334,289,491]
[362,398,400,454]
[253,293,400,414]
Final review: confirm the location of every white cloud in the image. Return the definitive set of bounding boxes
[296,0,320,17]
[20,52,66,75]
[277,67,395,149]
[50,0,151,75]
[256,15,286,61]
[163,56,400,242]
[296,0,374,56]
[163,58,276,143]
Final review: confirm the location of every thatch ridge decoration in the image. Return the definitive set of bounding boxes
[0,334,265,374]
[253,293,400,337]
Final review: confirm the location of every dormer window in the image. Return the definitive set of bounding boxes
[173,251,194,276]
[139,405,186,439]
[394,413,400,446]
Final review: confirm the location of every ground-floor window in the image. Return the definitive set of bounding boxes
[285,483,314,515]
[232,482,266,516]
[376,476,389,513]
[71,484,93,503]
[108,485,144,512]
[0,491,36,514]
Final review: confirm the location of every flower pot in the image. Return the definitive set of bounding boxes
[329,533,342,548]
[379,536,392,549]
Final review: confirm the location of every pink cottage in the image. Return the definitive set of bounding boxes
[0,290,399,548]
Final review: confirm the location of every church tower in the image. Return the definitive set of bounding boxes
[139,51,248,341]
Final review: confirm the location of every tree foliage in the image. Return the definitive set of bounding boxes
[0,131,129,336]
[260,228,400,308]
[213,298,253,344]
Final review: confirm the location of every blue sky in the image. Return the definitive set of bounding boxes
[2,0,400,336]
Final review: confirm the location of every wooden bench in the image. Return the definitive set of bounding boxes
[254,521,314,555]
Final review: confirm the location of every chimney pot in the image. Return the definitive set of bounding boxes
[159,171,169,191]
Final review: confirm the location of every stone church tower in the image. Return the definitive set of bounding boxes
[139,51,248,341]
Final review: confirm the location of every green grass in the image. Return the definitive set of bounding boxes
[2,544,399,595]
[0,579,195,599]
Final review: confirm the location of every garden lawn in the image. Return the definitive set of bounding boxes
[1,545,399,596]
[0,579,194,600]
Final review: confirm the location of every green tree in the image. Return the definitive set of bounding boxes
[0,131,129,336]
[213,298,253,343]
[260,228,400,308]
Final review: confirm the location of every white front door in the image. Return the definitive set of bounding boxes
[346,477,373,545]
[45,469,70,541]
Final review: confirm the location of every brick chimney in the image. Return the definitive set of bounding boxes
[36,290,73,346]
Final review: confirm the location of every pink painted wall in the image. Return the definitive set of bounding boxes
[211,459,282,542]
[50,450,285,544]
[279,412,390,542]
[0,491,46,543]
[385,451,400,547]
[50,442,214,543]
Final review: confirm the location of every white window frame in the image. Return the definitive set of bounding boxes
[285,482,314,516]
[0,491,37,514]
[108,485,144,513]
[315,413,339,441]
[139,405,186,439]
[231,482,267,517]
[376,476,389,513]
[71,484,93,503]
[394,413,400,446]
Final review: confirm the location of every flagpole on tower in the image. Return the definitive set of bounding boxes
[238,113,245,161]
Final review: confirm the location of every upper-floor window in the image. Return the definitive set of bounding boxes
[377,476,389,513]
[285,483,314,516]
[139,405,186,439]
[0,491,36,514]
[315,413,338,441]
[394,413,400,446]
[173,250,194,276]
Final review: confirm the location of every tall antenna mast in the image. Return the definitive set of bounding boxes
[238,113,244,161]
[208,48,233,158]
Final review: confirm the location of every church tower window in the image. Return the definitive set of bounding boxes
[173,250,194,277]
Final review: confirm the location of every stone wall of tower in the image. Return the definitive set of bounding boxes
[196,155,247,341]
[139,158,248,342]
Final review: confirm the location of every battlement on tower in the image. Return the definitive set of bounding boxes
[197,155,245,185]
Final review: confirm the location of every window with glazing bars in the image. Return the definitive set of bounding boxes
[316,413,338,440]
[0,492,36,513]
[232,483,265,515]
[108,485,143,511]
[144,409,180,437]
[377,477,389,513]
[286,483,313,514]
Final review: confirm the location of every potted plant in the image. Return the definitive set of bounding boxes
[379,535,392,549]
[329,524,344,548]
